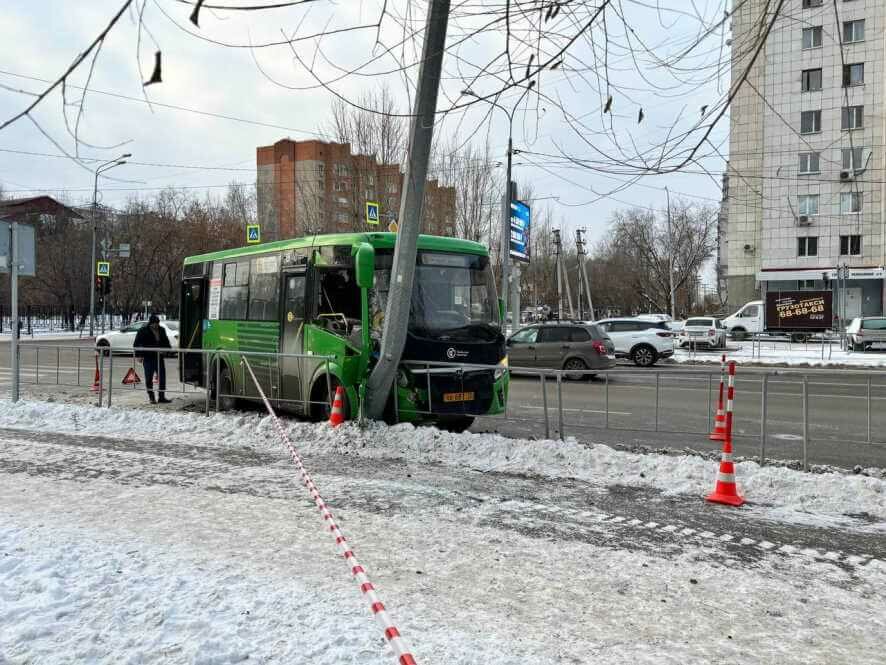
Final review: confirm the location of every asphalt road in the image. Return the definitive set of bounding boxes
[1,337,885,469]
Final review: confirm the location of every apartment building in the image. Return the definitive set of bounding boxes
[256,138,456,241]
[727,0,884,320]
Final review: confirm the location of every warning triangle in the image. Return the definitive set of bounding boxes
[122,367,142,385]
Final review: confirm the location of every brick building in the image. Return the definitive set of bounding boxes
[256,138,456,241]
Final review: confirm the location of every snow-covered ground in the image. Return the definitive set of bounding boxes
[1,399,884,663]
[674,340,886,368]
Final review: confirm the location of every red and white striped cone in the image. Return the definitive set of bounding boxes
[90,351,101,392]
[329,385,345,427]
[706,361,745,507]
[709,353,727,441]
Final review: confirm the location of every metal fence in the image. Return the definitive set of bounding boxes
[3,344,885,469]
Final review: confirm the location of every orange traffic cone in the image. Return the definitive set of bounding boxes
[90,352,101,392]
[328,385,345,427]
[709,354,727,441]
[706,361,745,507]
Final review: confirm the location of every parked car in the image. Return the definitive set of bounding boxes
[95,320,180,354]
[722,300,763,340]
[595,318,674,367]
[846,317,886,352]
[678,317,727,349]
[667,320,686,333]
[506,322,616,379]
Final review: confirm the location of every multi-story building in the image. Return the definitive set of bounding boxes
[727,0,884,321]
[256,138,456,241]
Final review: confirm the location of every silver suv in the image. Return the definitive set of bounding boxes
[507,323,616,379]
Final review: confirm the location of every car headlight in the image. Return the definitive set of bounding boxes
[494,356,508,380]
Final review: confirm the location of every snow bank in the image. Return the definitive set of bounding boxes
[674,343,886,368]
[0,399,883,521]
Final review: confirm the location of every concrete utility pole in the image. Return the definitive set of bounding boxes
[10,222,19,402]
[365,0,449,419]
[89,154,130,337]
[666,187,676,320]
[575,228,595,321]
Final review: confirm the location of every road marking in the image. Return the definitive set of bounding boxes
[513,403,632,416]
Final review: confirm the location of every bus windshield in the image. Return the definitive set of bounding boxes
[374,251,501,341]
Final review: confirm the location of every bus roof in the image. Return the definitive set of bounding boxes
[183,232,489,265]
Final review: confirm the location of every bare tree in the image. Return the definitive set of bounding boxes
[325,84,407,166]
[433,140,499,242]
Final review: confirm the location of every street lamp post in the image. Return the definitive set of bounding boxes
[89,154,130,337]
[462,87,533,325]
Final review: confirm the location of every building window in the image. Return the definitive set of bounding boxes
[317,163,325,178]
[800,110,821,134]
[842,63,864,87]
[799,152,820,174]
[366,174,375,186]
[840,191,862,214]
[335,211,349,224]
[801,68,822,92]
[799,279,817,290]
[843,19,864,43]
[364,189,374,200]
[802,26,823,49]
[842,147,865,171]
[385,180,398,194]
[798,194,819,216]
[841,105,863,130]
[797,237,818,257]
[333,180,346,192]
[802,0,822,7]
[840,235,862,256]
[333,163,349,177]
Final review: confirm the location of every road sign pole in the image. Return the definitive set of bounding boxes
[10,221,19,402]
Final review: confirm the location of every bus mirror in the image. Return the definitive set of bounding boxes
[354,243,375,289]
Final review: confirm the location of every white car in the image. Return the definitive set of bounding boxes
[595,318,675,367]
[678,317,727,349]
[96,320,180,354]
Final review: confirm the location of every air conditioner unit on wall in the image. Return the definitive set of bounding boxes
[840,169,855,181]
[798,215,811,225]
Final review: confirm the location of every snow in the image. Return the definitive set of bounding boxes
[0,399,883,524]
[674,341,886,368]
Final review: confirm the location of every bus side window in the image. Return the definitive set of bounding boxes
[221,260,249,320]
[249,255,280,321]
[286,275,306,321]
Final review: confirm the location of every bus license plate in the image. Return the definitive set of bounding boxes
[443,391,474,403]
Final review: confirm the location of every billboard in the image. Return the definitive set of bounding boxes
[765,290,832,330]
[509,199,530,263]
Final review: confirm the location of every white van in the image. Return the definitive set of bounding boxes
[722,300,763,340]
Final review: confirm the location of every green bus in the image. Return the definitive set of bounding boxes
[179,232,508,431]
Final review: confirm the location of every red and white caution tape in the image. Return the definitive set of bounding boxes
[241,358,418,665]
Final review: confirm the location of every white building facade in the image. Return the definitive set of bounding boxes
[727,0,886,322]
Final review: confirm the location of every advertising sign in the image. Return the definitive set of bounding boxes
[765,290,832,330]
[509,199,530,263]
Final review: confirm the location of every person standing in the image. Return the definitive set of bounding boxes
[135,314,172,404]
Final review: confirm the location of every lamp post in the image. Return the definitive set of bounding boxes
[89,154,130,337]
[461,86,533,324]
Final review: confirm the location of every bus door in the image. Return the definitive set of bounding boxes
[280,270,308,412]
[180,277,206,384]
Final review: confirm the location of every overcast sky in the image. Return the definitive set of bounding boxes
[0,0,731,278]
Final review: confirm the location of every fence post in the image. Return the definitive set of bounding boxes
[35,347,39,385]
[204,351,211,415]
[77,347,81,386]
[556,371,565,440]
[107,352,114,407]
[654,371,660,432]
[97,351,105,407]
[56,347,60,385]
[540,373,550,440]
[802,375,809,471]
[707,372,713,432]
[760,374,768,466]
[867,374,872,443]
[215,357,221,413]
[605,371,610,429]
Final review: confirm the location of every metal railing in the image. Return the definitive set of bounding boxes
[2,344,885,469]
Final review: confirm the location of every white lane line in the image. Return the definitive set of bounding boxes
[513,404,632,416]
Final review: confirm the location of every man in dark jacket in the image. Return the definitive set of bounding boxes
[134,314,172,404]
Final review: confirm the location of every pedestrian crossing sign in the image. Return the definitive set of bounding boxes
[247,224,261,244]
[96,261,110,277]
[365,201,380,226]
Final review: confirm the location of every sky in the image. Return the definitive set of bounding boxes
[0,0,732,278]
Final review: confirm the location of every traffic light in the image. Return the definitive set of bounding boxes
[95,276,103,292]
[103,277,112,295]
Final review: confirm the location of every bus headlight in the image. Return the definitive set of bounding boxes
[494,356,508,381]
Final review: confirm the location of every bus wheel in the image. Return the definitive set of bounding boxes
[436,416,474,433]
[311,377,349,422]
[213,364,237,411]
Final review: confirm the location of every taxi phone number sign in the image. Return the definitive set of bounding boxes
[765,291,832,330]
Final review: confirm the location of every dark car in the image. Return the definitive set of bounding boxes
[506,323,616,380]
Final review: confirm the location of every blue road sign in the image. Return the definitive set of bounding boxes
[365,201,380,226]
[509,200,531,263]
[246,224,261,244]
